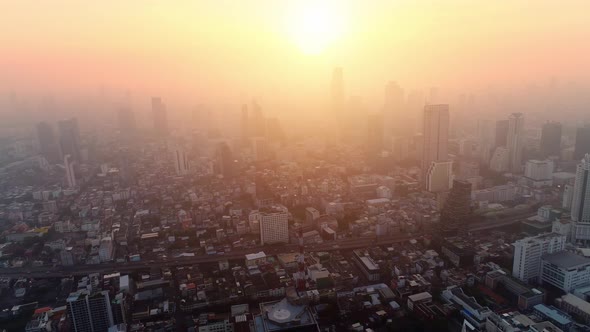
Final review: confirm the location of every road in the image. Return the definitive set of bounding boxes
[0,234,422,279]
[468,213,535,232]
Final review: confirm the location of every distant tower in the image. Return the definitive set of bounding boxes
[173,147,190,175]
[507,113,525,173]
[540,121,562,158]
[422,104,449,185]
[36,121,62,163]
[574,126,590,160]
[383,81,405,137]
[58,118,81,162]
[152,97,168,135]
[495,120,509,147]
[215,142,234,178]
[64,154,76,188]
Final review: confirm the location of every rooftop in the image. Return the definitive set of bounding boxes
[542,251,590,269]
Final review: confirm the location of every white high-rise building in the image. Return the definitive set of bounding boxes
[64,154,76,188]
[563,184,574,210]
[173,148,190,175]
[571,154,590,242]
[98,237,113,263]
[507,113,525,173]
[422,104,449,185]
[426,160,453,193]
[489,147,509,173]
[260,209,289,245]
[512,233,566,283]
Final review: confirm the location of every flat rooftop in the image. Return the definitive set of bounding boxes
[542,251,590,269]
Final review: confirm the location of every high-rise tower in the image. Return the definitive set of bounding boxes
[507,113,525,173]
[152,97,168,135]
[422,104,449,184]
[540,121,562,158]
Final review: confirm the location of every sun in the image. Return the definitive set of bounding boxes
[287,1,346,55]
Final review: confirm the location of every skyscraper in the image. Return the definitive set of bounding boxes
[495,120,509,147]
[422,104,449,184]
[574,126,590,160]
[64,154,76,188]
[173,147,190,176]
[36,121,62,163]
[58,118,81,162]
[383,81,405,136]
[426,160,453,193]
[440,179,473,234]
[152,97,168,135]
[67,290,114,332]
[571,154,590,224]
[367,112,384,157]
[507,113,525,172]
[215,142,234,178]
[540,121,562,158]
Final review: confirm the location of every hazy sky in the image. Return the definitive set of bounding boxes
[2,0,590,111]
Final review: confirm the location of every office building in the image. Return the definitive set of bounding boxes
[367,112,384,157]
[571,154,590,242]
[540,121,562,158]
[490,147,509,172]
[512,233,566,283]
[426,160,453,193]
[36,122,62,164]
[259,209,289,245]
[507,113,525,172]
[574,126,590,160]
[422,104,449,184]
[440,180,473,234]
[58,118,81,162]
[64,154,76,188]
[173,147,190,176]
[524,160,554,187]
[495,120,509,147]
[215,142,234,178]
[541,251,590,292]
[152,97,168,135]
[67,291,114,332]
[556,293,590,325]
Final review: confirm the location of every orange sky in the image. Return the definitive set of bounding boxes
[1,0,589,110]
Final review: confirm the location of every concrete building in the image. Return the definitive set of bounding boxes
[441,286,491,330]
[571,154,590,243]
[36,122,62,164]
[563,184,574,210]
[58,118,81,162]
[472,184,517,203]
[541,251,590,292]
[67,290,114,332]
[507,113,525,173]
[173,147,190,175]
[490,147,509,173]
[152,97,168,135]
[524,160,554,187]
[98,237,114,263]
[259,210,289,245]
[426,160,453,193]
[540,121,562,158]
[556,293,590,325]
[64,154,76,188]
[305,207,320,225]
[422,104,449,186]
[512,233,566,283]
